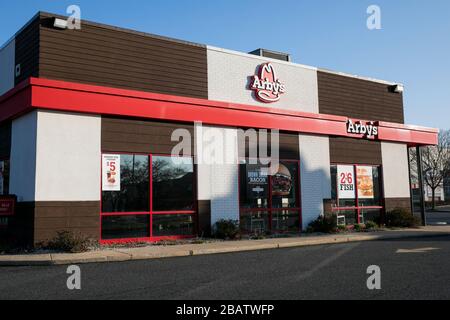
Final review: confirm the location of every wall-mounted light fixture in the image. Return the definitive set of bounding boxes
[53,18,68,29]
[390,84,404,94]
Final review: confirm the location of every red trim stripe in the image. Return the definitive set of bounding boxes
[0,77,438,146]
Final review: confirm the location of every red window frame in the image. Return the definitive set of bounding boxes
[100,152,198,244]
[331,163,384,224]
[238,159,302,233]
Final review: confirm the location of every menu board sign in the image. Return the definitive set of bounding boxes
[337,165,355,199]
[357,166,374,199]
[102,154,121,191]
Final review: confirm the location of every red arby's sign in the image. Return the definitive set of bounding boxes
[250,63,286,103]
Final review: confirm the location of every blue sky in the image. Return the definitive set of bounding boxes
[1,0,449,129]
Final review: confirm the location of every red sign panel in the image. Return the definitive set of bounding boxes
[250,63,286,103]
[0,197,15,216]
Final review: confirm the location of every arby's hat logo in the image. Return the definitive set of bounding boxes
[250,63,286,103]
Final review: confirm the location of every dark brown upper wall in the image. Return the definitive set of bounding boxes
[15,12,208,99]
[318,71,404,123]
[330,137,382,165]
[102,116,194,155]
[14,15,40,85]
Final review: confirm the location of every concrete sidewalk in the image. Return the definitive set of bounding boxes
[1,226,449,266]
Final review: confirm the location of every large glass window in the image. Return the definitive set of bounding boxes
[330,164,383,225]
[152,156,195,211]
[239,160,300,233]
[102,215,150,240]
[101,154,196,241]
[102,155,149,213]
[152,214,195,237]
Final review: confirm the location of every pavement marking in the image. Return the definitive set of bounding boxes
[396,247,440,254]
[295,242,360,281]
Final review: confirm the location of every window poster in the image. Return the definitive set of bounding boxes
[0,161,4,195]
[337,165,355,199]
[246,165,268,197]
[102,154,121,191]
[357,166,374,199]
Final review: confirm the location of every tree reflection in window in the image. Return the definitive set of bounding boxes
[102,155,149,213]
[152,156,194,211]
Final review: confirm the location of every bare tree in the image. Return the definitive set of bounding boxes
[421,130,450,210]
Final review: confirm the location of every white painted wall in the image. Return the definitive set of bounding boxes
[381,142,410,198]
[195,125,240,225]
[34,111,101,201]
[0,39,15,96]
[207,46,319,113]
[299,134,331,229]
[10,111,37,202]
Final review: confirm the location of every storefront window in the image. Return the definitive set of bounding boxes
[152,214,195,237]
[240,210,270,233]
[239,160,300,233]
[272,210,301,232]
[101,153,196,241]
[152,156,194,211]
[102,155,150,213]
[101,214,150,240]
[0,160,10,195]
[331,164,383,225]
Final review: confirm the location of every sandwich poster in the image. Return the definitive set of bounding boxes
[102,154,121,191]
[357,166,374,199]
[337,165,355,199]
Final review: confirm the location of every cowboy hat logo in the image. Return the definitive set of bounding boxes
[250,63,286,103]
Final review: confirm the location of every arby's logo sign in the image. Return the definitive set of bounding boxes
[347,119,379,139]
[250,63,286,103]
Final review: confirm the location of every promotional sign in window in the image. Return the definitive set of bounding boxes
[337,165,355,199]
[0,161,4,195]
[271,163,293,196]
[357,166,374,199]
[0,197,15,216]
[102,154,121,191]
[246,165,268,197]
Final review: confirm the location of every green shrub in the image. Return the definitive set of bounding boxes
[307,214,337,233]
[365,220,378,230]
[353,223,363,232]
[46,231,92,253]
[213,219,240,240]
[384,209,421,228]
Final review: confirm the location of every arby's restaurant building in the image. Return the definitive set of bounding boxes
[0,12,438,245]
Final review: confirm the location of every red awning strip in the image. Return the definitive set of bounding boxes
[0,77,438,146]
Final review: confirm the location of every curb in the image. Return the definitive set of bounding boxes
[1,230,449,266]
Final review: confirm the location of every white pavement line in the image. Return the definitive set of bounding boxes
[295,242,360,281]
[396,247,441,254]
